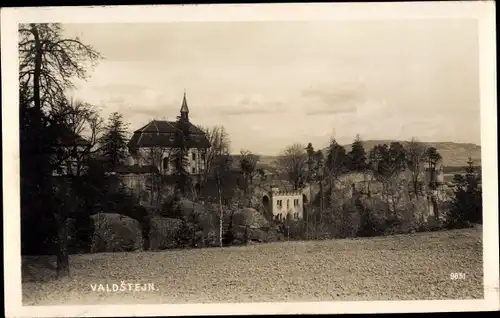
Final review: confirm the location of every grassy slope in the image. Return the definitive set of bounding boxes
[22,226,483,305]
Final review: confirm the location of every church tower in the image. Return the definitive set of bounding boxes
[180,91,189,122]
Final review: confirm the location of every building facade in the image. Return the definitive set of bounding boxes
[263,186,305,221]
[126,93,211,175]
[123,93,211,203]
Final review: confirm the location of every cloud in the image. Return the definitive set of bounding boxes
[216,96,287,116]
[89,83,183,120]
[92,83,150,95]
[301,83,365,115]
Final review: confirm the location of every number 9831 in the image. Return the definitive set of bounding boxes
[450,272,466,280]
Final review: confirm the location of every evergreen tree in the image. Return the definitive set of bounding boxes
[99,112,129,170]
[347,134,367,172]
[388,142,407,172]
[447,157,482,228]
[239,150,260,195]
[369,142,407,179]
[326,138,347,180]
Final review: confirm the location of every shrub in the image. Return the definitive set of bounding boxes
[446,172,482,228]
[355,197,387,237]
[90,213,144,253]
[149,216,182,250]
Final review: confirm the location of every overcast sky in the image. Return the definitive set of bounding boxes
[64,20,480,155]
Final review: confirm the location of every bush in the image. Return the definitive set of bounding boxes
[354,197,388,237]
[446,175,482,228]
[90,213,144,253]
[231,208,269,229]
[336,200,361,238]
[149,216,182,250]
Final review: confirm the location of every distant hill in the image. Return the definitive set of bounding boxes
[255,141,481,168]
[257,155,278,169]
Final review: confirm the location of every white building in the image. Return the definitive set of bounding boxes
[263,186,305,221]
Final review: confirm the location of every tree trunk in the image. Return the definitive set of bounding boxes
[31,24,72,278]
[56,217,70,278]
[217,174,223,248]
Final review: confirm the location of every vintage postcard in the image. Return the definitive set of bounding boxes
[2,2,499,317]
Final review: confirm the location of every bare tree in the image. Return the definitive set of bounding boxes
[275,143,308,191]
[51,98,104,176]
[368,142,408,217]
[19,23,102,278]
[19,23,101,112]
[198,125,231,195]
[405,138,428,198]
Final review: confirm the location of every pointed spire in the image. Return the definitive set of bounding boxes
[180,90,189,114]
[180,91,189,121]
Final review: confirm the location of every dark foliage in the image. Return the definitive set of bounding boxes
[99,112,129,170]
[170,116,192,195]
[446,159,482,228]
[347,135,368,172]
[20,93,59,255]
[356,198,382,237]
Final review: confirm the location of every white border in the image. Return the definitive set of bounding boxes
[2,2,498,317]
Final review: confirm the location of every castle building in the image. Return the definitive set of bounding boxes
[126,93,211,176]
[122,93,211,203]
[262,186,305,221]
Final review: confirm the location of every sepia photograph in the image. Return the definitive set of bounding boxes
[2,2,499,317]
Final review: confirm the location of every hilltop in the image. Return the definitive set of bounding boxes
[255,141,481,168]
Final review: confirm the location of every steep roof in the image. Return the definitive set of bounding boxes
[133,120,205,135]
[128,120,211,149]
[180,92,189,113]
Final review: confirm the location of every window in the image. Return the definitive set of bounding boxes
[192,152,196,160]
[163,157,169,170]
[287,200,290,209]
[201,152,206,161]
[277,200,283,209]
[192,167,196,174]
